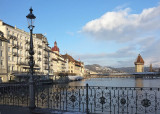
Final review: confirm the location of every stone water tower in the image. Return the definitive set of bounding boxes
[134,54,144,72]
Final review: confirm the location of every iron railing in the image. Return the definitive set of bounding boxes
[35,85,160,114]
[0,84,160,114]
[0,84,29,107]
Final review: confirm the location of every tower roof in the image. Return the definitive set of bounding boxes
[51,41,59,52]
[134,54,144,65]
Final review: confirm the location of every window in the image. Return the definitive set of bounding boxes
[8,56,10,61]
[8,47,10,52]
[8,31,10,36]
[0,60,3,65]
[0,51,2,57]
[12,40,14,45]
[12,57,14,61]
[8,66,10,71]
[0,41,2,46]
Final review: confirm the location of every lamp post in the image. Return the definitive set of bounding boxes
[26,7,36,110]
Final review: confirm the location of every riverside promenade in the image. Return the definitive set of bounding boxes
[0,105,85,114]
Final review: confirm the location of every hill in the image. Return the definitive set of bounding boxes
[85,64,159,73]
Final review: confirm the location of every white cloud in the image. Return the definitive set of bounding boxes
[73,46,137,67]
[81,5,160,42]
[142,39,160,67]
[74,5,160,67]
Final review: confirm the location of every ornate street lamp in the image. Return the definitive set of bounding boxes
[26,7,36,110]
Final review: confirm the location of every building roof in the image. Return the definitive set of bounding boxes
[134,54,144,65]
[75,60,82,67]
[3,22,14,29]
[51,41,59,52]
[62,54,75,62]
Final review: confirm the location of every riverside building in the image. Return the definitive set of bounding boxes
[62,54,85,76]
[0,20,85,82]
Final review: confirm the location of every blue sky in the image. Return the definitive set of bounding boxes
[1,0,160,67]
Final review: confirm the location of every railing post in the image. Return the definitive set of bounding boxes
[48,87,50,108]
[86,83,89,114]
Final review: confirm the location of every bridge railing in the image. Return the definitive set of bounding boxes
[0,84,160,114]
[36,85,160,114]
[0,84,29,107]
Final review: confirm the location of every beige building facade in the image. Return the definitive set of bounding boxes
[0,20,85,82]
[62,54,85,76]
[0,30,8,82]
[0,20,52,82]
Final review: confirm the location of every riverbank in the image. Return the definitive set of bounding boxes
[0,105,86,114]
[0,75,85,85]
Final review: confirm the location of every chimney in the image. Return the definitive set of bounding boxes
[0,20,3,26]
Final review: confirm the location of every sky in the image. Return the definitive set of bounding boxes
[1,0,160,67]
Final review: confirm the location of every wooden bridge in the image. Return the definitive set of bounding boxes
[88,72,160,78]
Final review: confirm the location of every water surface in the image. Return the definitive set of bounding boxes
[67,77,160,87]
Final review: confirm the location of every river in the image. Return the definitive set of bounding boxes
[67,76,160,87]
[1,76,160,113]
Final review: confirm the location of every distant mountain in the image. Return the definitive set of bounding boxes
[85,64,159,73]
[85,64,121,74]
[115,67,160,73]
[114,67,135,73]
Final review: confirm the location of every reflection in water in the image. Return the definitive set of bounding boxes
[135,78,143,87]
[68,80,85,86]
[66,76,160,87]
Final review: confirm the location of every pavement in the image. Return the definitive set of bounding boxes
[0,105,86,114]
[0,105,30,114]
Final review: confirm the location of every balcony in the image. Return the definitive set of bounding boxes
[12,44,19,49]
[38,45,43,48]
[43,48,46,51]
[25,40,29,44]
[35,71,44,75]
[45,66,48,70]
[38,51,41,55]
[17,62,29,66]
[10,70,29,75]
[13,52,18,56]
[44,60,48,64]
[62,63,65,65]
[26,48,29,51]
[9,35,17,40]
[0,69,7,74]
[44,54,48,58]
[26,56,29,59]
[38,58,41,61]
[35,64,40,67]
[51,58,57,61]
[19,46,23,50]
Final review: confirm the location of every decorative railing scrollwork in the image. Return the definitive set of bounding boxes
[35,85,160,114]
[0,84,160,114]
